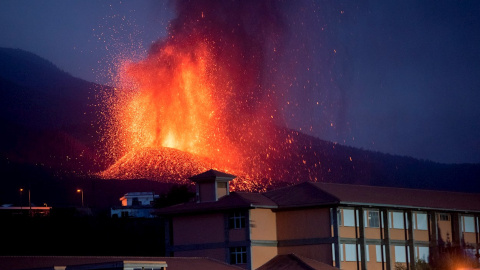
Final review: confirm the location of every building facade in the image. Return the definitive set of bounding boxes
[157,170,480,270]
[111,192,159,218]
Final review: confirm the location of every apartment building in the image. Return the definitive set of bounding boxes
[157,170,480,270]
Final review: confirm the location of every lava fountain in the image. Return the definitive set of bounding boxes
[100,1,315,190]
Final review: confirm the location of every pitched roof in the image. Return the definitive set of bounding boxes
[264,181,480,212]
[263,182,339,208]
[311,182,480,212]
[156,192,277,215]
[0,256,243,270]
[256,254,339,270]
[157,181,480,216]
[189,169,236,183]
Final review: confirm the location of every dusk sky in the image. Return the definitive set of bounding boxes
[1,0,479,164]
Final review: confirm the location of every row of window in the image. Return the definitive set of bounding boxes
[230,210,477,232]
[336,209,478,233]
[332,244,429,263]
[337,209,429,230]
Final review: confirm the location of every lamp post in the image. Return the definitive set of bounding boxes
[19,188,23,210]
[28,188,31,216]
[77,189,84,208]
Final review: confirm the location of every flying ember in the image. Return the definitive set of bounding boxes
[100,1,319,191]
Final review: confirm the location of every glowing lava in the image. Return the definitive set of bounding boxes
[100,1,311,191]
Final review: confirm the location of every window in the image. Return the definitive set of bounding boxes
[392,212,404,229]
[368,211,380,228]
[332,244,344,262]
[345,244,357,261]
[229,211,245,229]
[331,208,342,226]
[376,245,386,262]
[394,246,407,263]
[416,213,428,230]
[343,209,356,227]
[132,197,140,206]
[463,216,475,233]
[230,246,247,264]
[344,244,368,262]
[417,246,429,262]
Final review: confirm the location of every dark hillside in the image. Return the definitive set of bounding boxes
[0,47,478,200]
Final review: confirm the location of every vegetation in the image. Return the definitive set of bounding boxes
[153,184,195,208]
[394,259,430,270]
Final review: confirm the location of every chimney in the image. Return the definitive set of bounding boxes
[189,169,236,203]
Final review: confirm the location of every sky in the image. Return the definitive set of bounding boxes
[0,0,479,164]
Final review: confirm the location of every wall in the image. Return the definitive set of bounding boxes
[250,208,277,241]
[172,213,224,245]
[278,244,333,264]
[251,246,278,269]
[276,208,331,240]
[275,208,331,263]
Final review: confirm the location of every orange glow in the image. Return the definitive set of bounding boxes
[98,4,324,191]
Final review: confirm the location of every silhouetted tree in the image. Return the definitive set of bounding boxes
[153,184,195,208]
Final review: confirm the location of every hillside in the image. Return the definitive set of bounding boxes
[0,48,107,173]
[0,47,478,209]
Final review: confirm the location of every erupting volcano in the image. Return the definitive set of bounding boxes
[100,1,320,191]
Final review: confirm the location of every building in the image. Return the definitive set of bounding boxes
[111,192,159,218]
[0,205,51,217]
[157,170,480,270]
[0,256,243,270]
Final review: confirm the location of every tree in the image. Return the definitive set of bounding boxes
[153,184,195,208]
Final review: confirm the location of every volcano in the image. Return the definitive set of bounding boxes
[99,147,211,183]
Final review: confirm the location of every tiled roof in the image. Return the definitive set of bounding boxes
[263,182,339,207]
[264,181,480,212]
[156,192,277,215]
[311,182,480,212]
[189,169,236,183]
[0,256,243,270]
[256,254,339,270]
[157,181,480,216]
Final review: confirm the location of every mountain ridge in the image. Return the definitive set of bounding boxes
[0,47,478,208]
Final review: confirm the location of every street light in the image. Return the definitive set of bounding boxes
[20,188,31,215]
[19,188,23,209]
[77,189,84,207]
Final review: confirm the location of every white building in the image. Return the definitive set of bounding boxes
[111,192,159,218]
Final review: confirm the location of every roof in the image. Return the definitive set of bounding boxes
[256,254,339,270]
[311,182,480,212]
[157,181,480,216]
[156,192,277,215]
[263,182,339,208]
[67,260,167,270]
[264,182,480,212]
[0,256,243,270]
[188,169,236,183]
